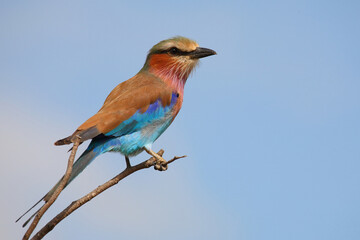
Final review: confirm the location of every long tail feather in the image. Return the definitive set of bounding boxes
[16,147,99,226]
[22,207,41,227]
[15,197,44,223]
[43,149,97,202]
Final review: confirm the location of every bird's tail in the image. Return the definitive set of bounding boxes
[16,147,99,227]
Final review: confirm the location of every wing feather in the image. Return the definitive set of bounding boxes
[55,72,176,145]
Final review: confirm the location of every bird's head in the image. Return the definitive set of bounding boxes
[142,36,216,91]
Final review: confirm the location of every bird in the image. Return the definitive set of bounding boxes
[16,36,216,225]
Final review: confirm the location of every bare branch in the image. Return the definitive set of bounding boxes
[167,155,187,165]
[29,149,185,240]
[22,136,81,240]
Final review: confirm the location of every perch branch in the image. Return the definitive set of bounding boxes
[23,136,81,240]
[30,150,186,240]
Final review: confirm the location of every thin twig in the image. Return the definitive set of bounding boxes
[23,136,81,240]
[167,155,187,165]
[30,150,185,240]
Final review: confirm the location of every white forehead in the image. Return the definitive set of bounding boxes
[161,40,199,51]
[151,36,199,53]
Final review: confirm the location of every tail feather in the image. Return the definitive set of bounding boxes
[44,149,98,202]
[22,207,42,227]
[15,197,44,223]
[16,148,98,226]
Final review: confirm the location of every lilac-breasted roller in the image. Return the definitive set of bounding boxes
[17,36,216,224]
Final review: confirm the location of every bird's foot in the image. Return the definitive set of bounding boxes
[144,148,168,171]
[154,155,168,171]
[125,156,131,169]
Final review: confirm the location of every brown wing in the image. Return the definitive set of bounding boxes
[54,72,172,145]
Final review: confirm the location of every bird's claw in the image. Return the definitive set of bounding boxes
[144,148,170,171]
[154,158,168,171]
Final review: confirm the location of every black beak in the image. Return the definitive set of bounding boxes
[189,47,217,59]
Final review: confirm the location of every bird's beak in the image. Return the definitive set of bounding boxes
[189,47,217,59]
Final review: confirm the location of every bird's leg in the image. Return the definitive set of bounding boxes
[125,156,131,168]
[144,148,168,171]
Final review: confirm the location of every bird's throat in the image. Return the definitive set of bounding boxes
[147,54,196,92]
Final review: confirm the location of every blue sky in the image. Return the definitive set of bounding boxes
[1,1,360,239]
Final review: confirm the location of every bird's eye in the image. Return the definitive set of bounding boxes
[169,47,179,55]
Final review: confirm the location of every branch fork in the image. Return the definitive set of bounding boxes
[21,138,185,240]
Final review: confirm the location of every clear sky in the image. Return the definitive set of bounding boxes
[1,0,359,239]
